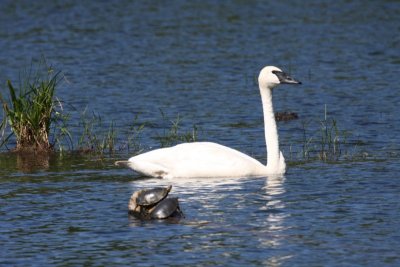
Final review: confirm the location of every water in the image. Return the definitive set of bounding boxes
[1,0,400,266]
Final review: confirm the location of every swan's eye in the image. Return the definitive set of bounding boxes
[272,70,285,80]
[272,70,282,75]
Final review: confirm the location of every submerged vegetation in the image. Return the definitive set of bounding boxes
[74,111,198,157]
[298,117,346,162]
[155,111,198,148]
[288,105,366,163]
[76,111,117,155]
[1,61,367,164]
[0,60,198,156]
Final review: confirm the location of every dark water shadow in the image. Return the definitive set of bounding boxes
[0,151,51,174]
[15,152,51,173]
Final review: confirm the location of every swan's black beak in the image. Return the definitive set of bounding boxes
[273,70,302,84]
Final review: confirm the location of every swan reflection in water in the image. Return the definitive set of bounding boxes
[128,175,287,225]
[127,176,244,226]
[127,175,292,265]
[261,174,292,265]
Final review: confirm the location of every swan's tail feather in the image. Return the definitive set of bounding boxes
[115,161,130,167]
[114,160,169,179]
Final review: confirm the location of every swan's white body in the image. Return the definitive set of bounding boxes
[116,66,300,179]
[123,142,285,179]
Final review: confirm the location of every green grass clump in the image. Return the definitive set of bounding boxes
[0,60,68,152]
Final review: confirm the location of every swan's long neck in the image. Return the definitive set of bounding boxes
[260,86,282,171]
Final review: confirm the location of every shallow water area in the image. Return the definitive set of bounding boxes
[1,0,400,266]
[1,154,399,266]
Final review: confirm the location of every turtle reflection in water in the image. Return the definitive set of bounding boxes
[128,185,184,220]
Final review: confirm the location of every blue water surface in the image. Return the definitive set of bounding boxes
[1,0,399,266]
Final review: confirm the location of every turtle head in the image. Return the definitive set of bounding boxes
[128,190,142,213]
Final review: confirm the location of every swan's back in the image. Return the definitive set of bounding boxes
[127,142,266,179]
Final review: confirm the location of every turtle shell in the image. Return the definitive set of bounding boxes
[136,185,172,207]
[150,197,182,219]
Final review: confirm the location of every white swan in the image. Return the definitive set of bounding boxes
[116,66,301,179]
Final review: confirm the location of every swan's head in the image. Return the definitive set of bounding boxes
[258,66,301,89]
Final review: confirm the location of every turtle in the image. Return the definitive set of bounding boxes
[128,185,183,220]
[136,185,172,207]
[150,197,184,219]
